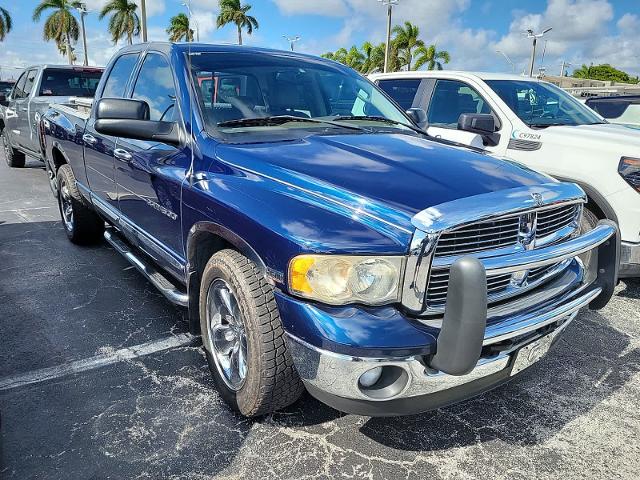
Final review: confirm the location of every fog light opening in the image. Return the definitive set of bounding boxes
[358,367,383,387]
[358,365,409,400]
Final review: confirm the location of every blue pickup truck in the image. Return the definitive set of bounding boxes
[40,42,620,417]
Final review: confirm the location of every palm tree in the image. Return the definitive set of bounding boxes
[33,0,82,65]
[216,0,259,46]
[0,6,12,41]
[392,21,424,71]
[167,13,194,42]
[99,0,140,45]
[415,44,451,70]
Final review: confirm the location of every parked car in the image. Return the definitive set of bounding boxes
[371,71,640,277]
[0,80,14,97]
[585,95,640,127]
[0,65,103,174]
[41,43,618,417]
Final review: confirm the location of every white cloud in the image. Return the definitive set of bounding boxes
[617,13,639,33]
[136,0,166,18]
[191,9,219,40]
[271,0,349,17]
[83,0,165,17]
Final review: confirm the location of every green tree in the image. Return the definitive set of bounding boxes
[216,0,258,45]
[166,13,194,42]
[392,21,424,70]
[99,0,140,45]
[0,6,12,41]
[33,0,81,65]
[414,44,450,70]
[573,63,638,84]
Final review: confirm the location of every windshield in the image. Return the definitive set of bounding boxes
[0,81,13,95]
[486,79,604,127]
[189,52,413,141]
[39,68,103,97]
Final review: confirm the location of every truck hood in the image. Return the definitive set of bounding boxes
[541,122,640,148]
[214,133,551,231]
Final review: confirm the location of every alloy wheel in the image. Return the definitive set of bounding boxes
[205,278,248,391]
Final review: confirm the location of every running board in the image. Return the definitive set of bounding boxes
[104,228,189,307]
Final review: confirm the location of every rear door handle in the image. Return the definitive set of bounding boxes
[114,148,132,162]
[82,133,97,145]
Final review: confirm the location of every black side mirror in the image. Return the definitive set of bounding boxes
[0,94,8,107]
[406,108,427,127]
[96,98,150,121]
[94,98,181,146]
[457,113,500,146]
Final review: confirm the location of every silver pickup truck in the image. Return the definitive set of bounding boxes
[0,65,103,171]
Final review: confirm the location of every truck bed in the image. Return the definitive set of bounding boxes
[51,97,93,121]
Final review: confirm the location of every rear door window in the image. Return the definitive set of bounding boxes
[23,69,38,98]
[39,68,102,96]
[12,72,28,99]
[102,54,140,98]
[376,79,422,110]
[427,79,494,128]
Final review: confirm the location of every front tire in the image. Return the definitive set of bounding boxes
[199,249,304,417]
[56,164,104,244]
[580,206,599,234]
[2,129,25,168]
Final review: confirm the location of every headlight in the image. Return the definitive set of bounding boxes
[288,255,403,305]
[619,157,640,192]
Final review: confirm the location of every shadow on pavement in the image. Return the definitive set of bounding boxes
[357,310,639,451]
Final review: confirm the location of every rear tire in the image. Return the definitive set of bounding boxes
[199,249,304,417]
[56,164,104,245]
[2,129,25,168]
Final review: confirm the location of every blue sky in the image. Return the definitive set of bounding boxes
[1,0,638,80]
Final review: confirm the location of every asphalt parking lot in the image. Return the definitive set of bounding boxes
[0,153,639,480]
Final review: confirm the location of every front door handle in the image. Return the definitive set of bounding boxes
[82,133,97,145]
[114,148,132,162]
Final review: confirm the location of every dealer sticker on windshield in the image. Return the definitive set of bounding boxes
[510,334,554,376]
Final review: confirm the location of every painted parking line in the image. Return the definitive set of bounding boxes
[0,206,57,214]
[0,333,197,392]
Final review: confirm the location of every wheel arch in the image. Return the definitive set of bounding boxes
[50,143,69,171]
[185,221,269,334]
[554,176,618,223]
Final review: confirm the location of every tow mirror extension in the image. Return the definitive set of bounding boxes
[428,256,488,376]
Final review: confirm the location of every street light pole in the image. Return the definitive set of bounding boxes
[182,2,199,42]
[140,0,148,42]
[526,27,552,77]
[283,35,301,51]
[76,4,89,66]
[379,0,399,73]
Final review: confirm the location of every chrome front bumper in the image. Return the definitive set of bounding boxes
[287,220,619,416]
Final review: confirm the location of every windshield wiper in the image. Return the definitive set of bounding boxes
[331,115,426,135]
[217,115,365,132]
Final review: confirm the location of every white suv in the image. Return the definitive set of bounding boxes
[370,71,640,277]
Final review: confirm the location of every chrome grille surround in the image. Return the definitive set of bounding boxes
[401,182,587,315]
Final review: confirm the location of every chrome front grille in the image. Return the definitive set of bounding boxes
[536,204,580,238]
[424,202,582,310]
[434,217,521,257]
